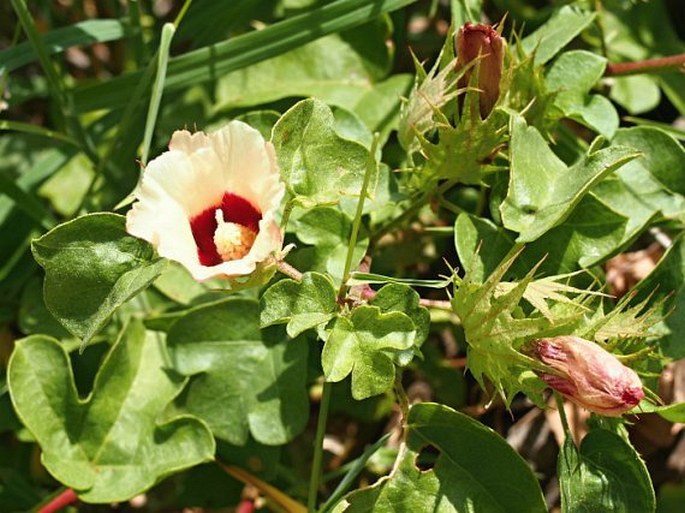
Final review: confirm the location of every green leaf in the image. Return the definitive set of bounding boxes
[455,213,515,282]
[72,0,418,113]
[558,429,655,513]
[167,299,309,445]
[31,213,167,343]
[335,403,547,513]
[350,74,413,141]
[500,115,638,243]
[635,401,685,424]
[7,321,215,503]
[291,207,368,281]
[450,0,483,27]
[545,51,618,138]
[612,127,685,198]
[273,99,374,209]
[610,76,661,115]
[522,194,628,271]
[517,6,596,65]
[0,19,129,75]
[322,306,415,400]
[370,284,430,346]
[260,272,338,337]
[635,238,685,359]
[623,117,685,141]
[348,272,451,289]
[590,128,685,255]
[214,19,392,111]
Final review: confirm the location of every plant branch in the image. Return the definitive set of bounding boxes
[394,371,410,425]
[360,287,452,310]
[38,488,77,513]
[418,298,453,310]
[308,381,333,513]
[605,53,685,76]
[275,259,303,281]
[338,134,379,300]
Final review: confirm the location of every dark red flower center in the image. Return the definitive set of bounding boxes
[189,192,261,266]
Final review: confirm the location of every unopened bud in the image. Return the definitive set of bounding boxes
[530,336,644,417]
[455,22,505,118]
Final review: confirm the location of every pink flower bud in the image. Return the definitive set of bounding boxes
[455,22,505,118]
[531,336,644,417]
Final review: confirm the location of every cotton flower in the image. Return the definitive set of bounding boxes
[455,22,505,118]
[126,121,285,281]
[530,336,644,416]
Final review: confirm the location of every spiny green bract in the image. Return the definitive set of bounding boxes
[451,250,660,406]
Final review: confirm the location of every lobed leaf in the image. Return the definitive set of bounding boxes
[322,306,416,400]
[7,321,214,503]
[273,100,374,210]
[167,299,309,445]
[260,272,338,338]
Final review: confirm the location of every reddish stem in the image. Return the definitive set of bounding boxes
[605,53,685,76]
[39,489,78,513]
[236,500,256,513]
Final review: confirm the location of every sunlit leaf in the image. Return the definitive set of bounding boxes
[7,321,215,503]
[260,272,338,337]
[31,213,167,343]
[322,306,415,399]
[335,403,547,512]
[558,429,655,513]
[167,299,309,445]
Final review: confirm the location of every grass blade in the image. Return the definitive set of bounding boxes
[141,23,175,165]
[73,0,418,113]
[0,19,130,75]
[10,0,100,165]
[0,120,78,146]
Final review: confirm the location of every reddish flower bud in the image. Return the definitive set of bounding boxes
[530,336,644,417]
[455,22,505,118]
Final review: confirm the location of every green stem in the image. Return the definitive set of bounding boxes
[308,381,332,513]
[275,259,303,281]
[594,0,608,58]
[173,0,194,28]
[140,23,175,166]
[394,371,409,425]
[338,133,379,300]
[11,0,100,166]
[554,392,571,436]
[128,0,148,67]
[280,198,295,231]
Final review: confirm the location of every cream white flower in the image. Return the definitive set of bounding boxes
[126,121,285,281]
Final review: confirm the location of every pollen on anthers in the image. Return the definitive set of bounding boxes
[213,209,257,261]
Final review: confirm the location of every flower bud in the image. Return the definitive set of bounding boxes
[530,336,644,416]
[455,22,505,118]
